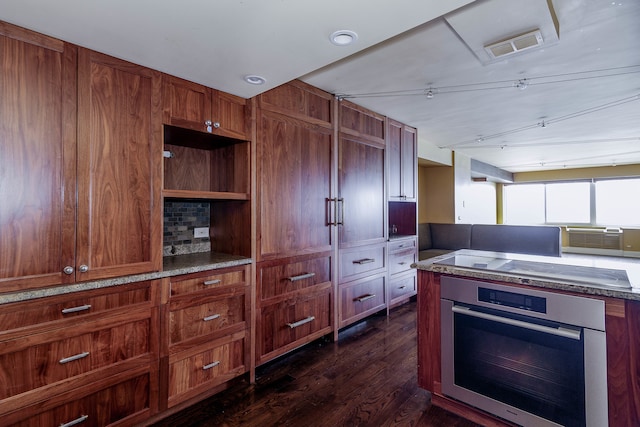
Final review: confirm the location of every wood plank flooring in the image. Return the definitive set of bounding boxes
[152,300,480,427]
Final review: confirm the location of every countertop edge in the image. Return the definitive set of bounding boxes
[0,254,253,305]
[414,253,640,302]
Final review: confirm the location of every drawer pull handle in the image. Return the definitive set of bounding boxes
[287,316,315,329]
[398,262,407,266]
[60,415,89,427]
[398,285,406,289]
[203,361,221,370]
[287,272,315,282]
[203,314,221,322]
[355,294,376,302]
[203,279,221,286]
[59,352,90,364]
[353,258,375,265]
[61,304,91,314]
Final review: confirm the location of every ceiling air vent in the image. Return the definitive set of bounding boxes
[484,29,544,59]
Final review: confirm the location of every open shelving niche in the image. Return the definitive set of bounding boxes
[163,125,251,258]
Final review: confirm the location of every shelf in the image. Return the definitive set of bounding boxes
[162,189,249,201]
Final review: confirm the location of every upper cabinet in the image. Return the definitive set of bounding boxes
[0,25,163,293]
[163,75,250,141]
[75,48,163,282]
[0,23,77,292]
[388,119,417,202]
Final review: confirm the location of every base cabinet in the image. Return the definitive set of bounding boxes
[160,265,250,409]
[0,280,160,426]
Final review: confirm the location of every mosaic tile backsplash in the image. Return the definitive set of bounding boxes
[163,201,211,256]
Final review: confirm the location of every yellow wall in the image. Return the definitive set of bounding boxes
[418,165,454,223]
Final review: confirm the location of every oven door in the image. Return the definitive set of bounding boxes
[441,298,604,427]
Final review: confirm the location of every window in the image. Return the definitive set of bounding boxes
[503,178,640,226]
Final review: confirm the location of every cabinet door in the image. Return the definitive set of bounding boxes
[388,119,417,201]
[257,110,333,259]
[0,23,77,292]
[162,75,212,133]
[76,49,162,281]
[338,135,386,247]
[212,89,250,140]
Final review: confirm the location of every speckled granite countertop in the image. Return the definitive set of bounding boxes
[414,249,640,301]
[0,252,252,305]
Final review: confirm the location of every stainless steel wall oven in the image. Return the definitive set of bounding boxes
[441,276,608,427]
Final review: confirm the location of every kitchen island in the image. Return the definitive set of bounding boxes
[415,249,640,426]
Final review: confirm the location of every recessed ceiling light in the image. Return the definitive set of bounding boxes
[244,75,266,85]
[330,30,358,46]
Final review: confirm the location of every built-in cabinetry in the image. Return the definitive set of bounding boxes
[337,101,388,330]
[162,75,252,258]
[0,24,162,293]
[0,280,160,426]
[255,80,335,364]
[159,265,250,410]
[387,236,417,307]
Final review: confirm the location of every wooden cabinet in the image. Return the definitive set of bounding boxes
[256,253,333,364]
[256,81,335,261]
[0,23,77,292]
[76,48,163,282]
[0,24,162,294]
[161,266,250,408]
[338,274,386,328]
[388,119,417,201]
[0,280,160,426]
[163,75,250,140]
[388,236,417,307]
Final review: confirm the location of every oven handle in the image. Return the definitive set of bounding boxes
[452,305,582,340]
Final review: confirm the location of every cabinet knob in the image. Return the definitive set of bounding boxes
[79,264,89,273]
[204,120,221,132]
[63,266,74,275]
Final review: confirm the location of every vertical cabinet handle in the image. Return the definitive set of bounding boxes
[326,198,336,226]
[203,360,221,370]
[61,304,92,314]
[203,279,221,286]
[286,316,315,328]
[355,294,376,302]
[336,198,344,225]
[59,352,90,364]
[60,415,89,427]
[203,314,221,322]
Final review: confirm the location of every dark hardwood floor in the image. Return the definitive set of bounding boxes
[152,300,479,427]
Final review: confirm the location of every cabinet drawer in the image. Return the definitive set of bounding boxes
[339,275,386,327]
[169,293,245,345]
[338,245,386,283]
[0,312,151,400]
[168,336,245,406]
[0,281,151,333]
[389,250,416,276]
[170,267,246,297]
[258,255,331,300]
[258,290,331,359]
[8,373,150,427]
[389,272,417,301]
[388,237,416,253]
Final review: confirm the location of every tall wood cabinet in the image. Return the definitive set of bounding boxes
[0,23,162,293]
[388,119,417,201]
[255,80,335,364]
[337,101,387,330]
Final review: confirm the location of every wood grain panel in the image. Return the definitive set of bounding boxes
[170,268,246,297]
[258,255,332,301]
[0,281,150,333]
[416,271,441,391]
[338,135,385,247]
[339,274,386,327]
[258,79,333,125]
[338,244,386,284]
[213,89,250,140]
[0,26,77,291]
[389,271,417,302]
[162,75,211,132]
[169,294,245,345]
[257,110,333,259]
[339,100,385,143]
[76,48,162,281]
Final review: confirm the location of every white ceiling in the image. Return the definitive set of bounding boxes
[1,0,639,173]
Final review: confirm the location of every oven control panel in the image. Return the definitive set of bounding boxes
[478,287,546,314]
